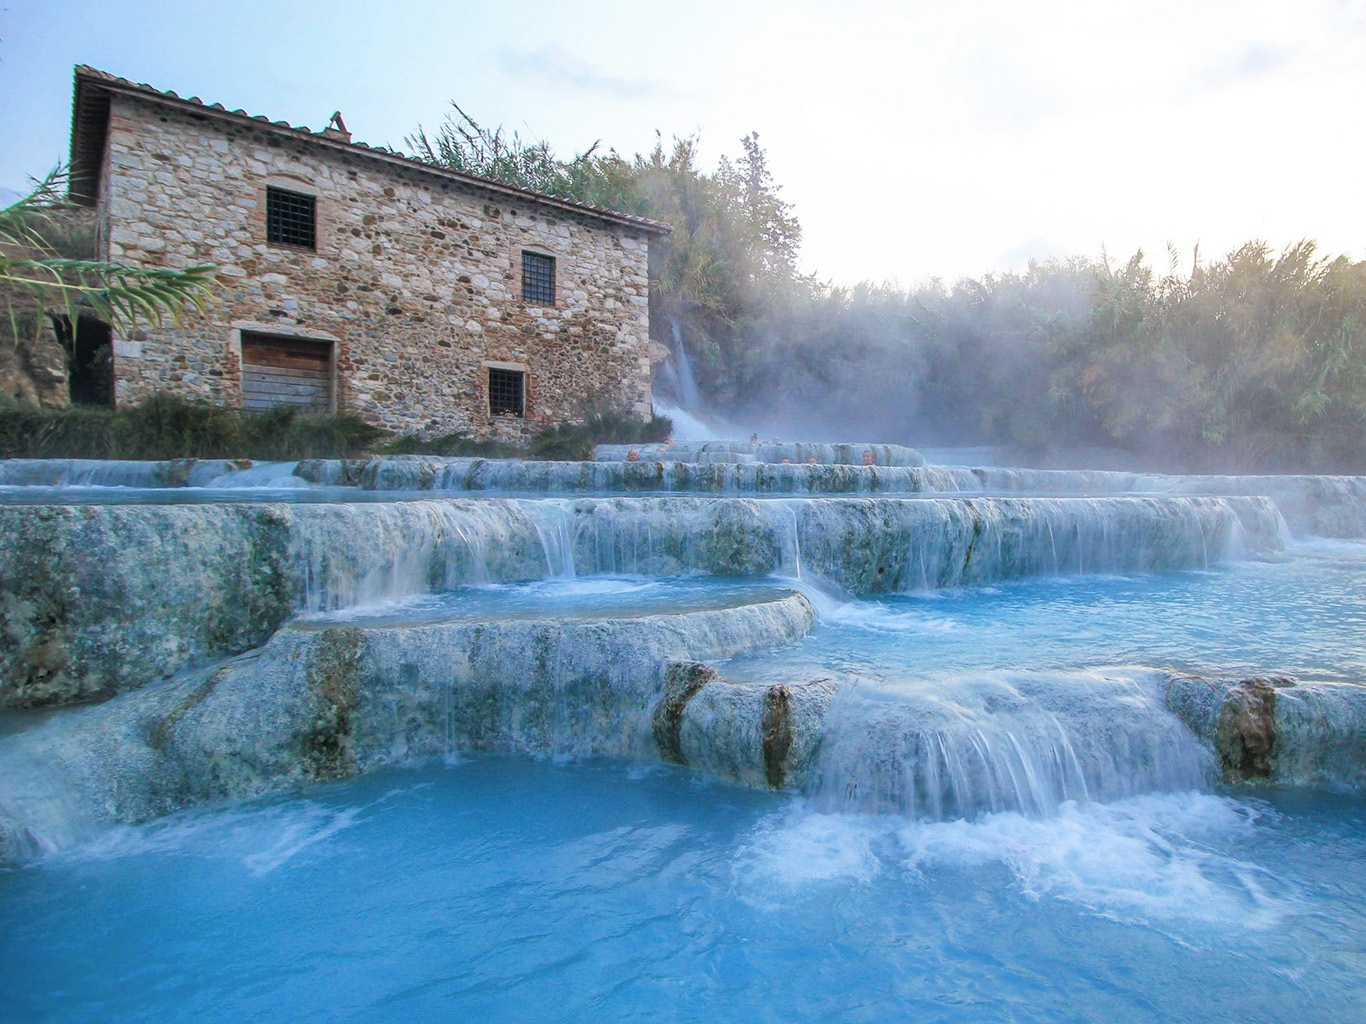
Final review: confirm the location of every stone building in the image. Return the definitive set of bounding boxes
[62,65,669,439]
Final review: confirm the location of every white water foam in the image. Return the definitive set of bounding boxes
[56,799,367,876]
[732,802,885,892]
[651,397,742,442]
[733,792,1293,931]
[901,792,1291,930]
[202,462,315,489]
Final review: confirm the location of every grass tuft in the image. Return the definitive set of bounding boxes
[0,396,673,463]
[0,394,386,460]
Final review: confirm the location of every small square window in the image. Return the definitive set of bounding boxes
[488,367,525,417]
[266,186,316,249]
[521,250,555,305]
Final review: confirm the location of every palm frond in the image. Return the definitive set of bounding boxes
[2,165,217,330]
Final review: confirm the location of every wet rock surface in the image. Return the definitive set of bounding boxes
[1215,677,1282,782]
[0,494,1282,707]
[1166,674,1366,787]
[671,671,839,792]
[1,451,1363,866]
[0,503,294,707]
[0,591,816,863]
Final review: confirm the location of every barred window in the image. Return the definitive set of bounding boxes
[488,368,525,417]
[521,250,555,304]
[266,186,316,249]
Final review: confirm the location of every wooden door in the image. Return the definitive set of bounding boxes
[240,334,332,412]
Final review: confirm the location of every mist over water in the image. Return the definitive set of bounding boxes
[656,242,1366,475]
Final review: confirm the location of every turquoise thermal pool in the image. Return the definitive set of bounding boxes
[2,450,1364,1022]
[2,758,1363,1023]
[726,538,1366,684]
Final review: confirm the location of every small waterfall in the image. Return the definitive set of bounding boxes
[202,462,312,489]
[0,459,176,489]
[670,318,700,410]
[809,670,1213,820]
[442,515,491,586]
[774,499,804,580]
[292,503,445,612]
[518,499,577,578]
[289,499,559,613]
[0,747,101,861]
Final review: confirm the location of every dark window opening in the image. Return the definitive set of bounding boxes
[521,250,555,305]
[266,186,316,249]
[488,367,525,417]
[54,316,113,407]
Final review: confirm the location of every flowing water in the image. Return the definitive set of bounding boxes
[295,575,792,627]
[725,538,1366,684]
[669,318,701,411]
[2,448,1364,1019]
[1,758,1363,1023]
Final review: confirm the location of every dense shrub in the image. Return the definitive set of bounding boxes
[381,431,524,459]
[0,393,672,464]
[386,409,673,463]
[529,410,674,461]
[0,394,386,460]
[526,424,592,462]
[579,410,674,445]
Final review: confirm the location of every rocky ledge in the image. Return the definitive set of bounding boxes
[0,591,815,864]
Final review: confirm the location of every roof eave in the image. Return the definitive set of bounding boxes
[69,68,112,205]
[69,66,672,235]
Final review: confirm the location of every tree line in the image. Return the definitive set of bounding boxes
[412,104,1366,472]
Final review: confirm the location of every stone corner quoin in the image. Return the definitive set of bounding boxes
[81,74,661,441]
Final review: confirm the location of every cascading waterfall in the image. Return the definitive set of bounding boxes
[669,317,700,410]
[1,454,1362,827]
[773,498,804,580]
[807,669,1214,820]
[202,462,314,489]
[0,493,1288,707]
[8,457,1363,540]
[4,427,1366,1024]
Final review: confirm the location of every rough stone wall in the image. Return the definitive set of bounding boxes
[100,95,655,439]
[1,206,98,409]
[0,299,68,408]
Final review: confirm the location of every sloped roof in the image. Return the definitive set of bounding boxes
[68,65,670,235]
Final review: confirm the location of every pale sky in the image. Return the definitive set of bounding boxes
[2,0,1364,285]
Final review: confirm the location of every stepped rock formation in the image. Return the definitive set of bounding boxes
[1,449,1364,867]
[0,592,815,863]
[6,456,1362,535]
[0,494,1281,707]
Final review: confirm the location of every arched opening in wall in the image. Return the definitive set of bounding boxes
[53,316,113,407]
